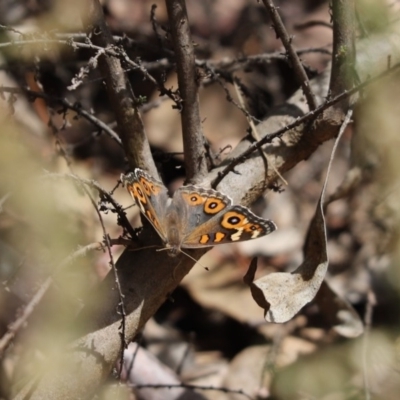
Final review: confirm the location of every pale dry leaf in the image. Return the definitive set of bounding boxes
[245,111,353,323]
[124,343,206,400]
[222,339,317,400]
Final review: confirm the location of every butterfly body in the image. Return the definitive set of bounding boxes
[123,169,276,257]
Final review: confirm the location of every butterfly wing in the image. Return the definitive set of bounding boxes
[178,190,277,248]
[171,185,233,238]
[123,169,170,241]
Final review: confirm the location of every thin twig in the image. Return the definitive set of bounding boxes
[232,79,287,185]
[0,34,331,97]
[0,86,122,145]
[196,47,331,82]
[198,61,267,131]
[114,46,181,107]
[46,113,128,376]
[207,66,261,123]
[0,24,25,35]
[0,35,177,102]
[99,46,330,76]
[294,20,333,30]
[132,383,254,400]
[75,183,128,375]
[68,47,105,90]
[150,4,165,50]
[362,290,376,400]
[72,176,128,376]
[262,0,317,110]
[43,172,137,240]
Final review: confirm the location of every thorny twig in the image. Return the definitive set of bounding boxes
[73,178,128,376]
[46,127,128,376]
[262,0,317,110]
[201,62,262,124]
[44,172,137,241]
[213,61,400,187]
[0,28,331,109]
[131,383,254,400]
[0,86,122,145]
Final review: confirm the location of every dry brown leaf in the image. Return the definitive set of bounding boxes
[314,280,363,338]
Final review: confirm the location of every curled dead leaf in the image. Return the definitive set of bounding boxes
[245,111,363,336]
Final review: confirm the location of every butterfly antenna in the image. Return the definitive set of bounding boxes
[128,245,160,252]
[177,249,210,271]
[156,247,169,253]
[155,247,209,270]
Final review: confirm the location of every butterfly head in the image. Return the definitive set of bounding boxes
[165,244,180,257]
[164,225,181,257]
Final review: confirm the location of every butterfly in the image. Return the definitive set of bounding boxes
[122,169,277,257]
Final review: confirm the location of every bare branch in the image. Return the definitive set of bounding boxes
[329,0,356,97]
[81,0,157,176]
[165,0,208,181]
